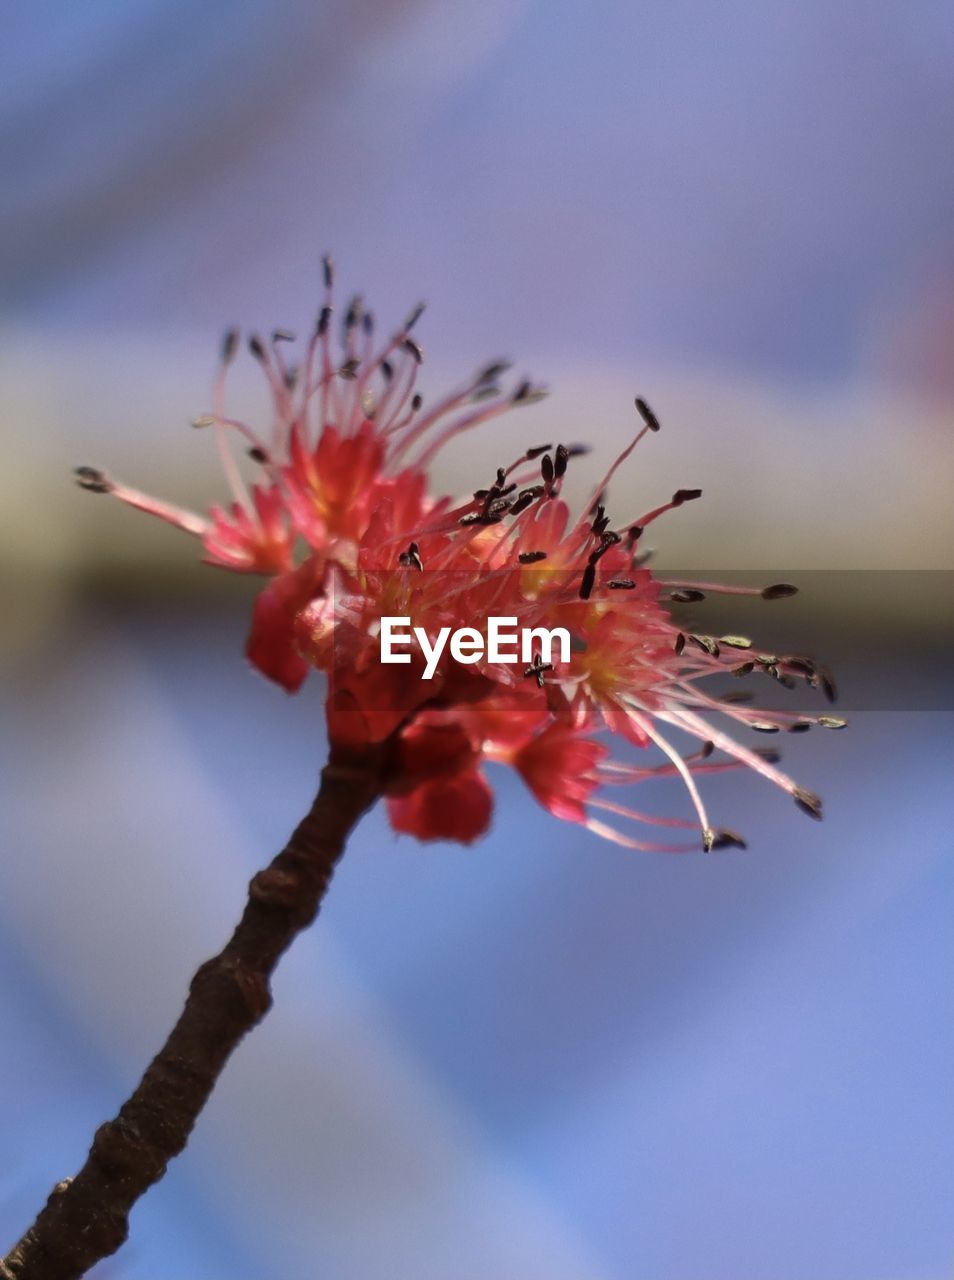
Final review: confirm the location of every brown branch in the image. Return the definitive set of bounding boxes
[1,737,391,1280]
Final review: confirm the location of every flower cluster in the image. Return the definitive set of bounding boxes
[77,261,841,850]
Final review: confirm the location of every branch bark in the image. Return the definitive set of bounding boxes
[1,737,390,1280]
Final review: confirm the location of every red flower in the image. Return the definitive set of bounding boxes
[78,265,838,851]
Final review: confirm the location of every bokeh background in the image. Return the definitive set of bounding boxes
[1,3,953,1278]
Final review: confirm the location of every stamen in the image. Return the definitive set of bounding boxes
[512,381,548,406]
[221,328,239,364]
[404,302,427,331]
[634,396,661,432]
[398,541,424,571]
[518,551,548,564]
[818,716,848,729]
[403,336,424,364]
[709,828,747,850]
[671,488,702,505]
[687,634,720,657]
[793,787,823,820]
[74,465,113,494]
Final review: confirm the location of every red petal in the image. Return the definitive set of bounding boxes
[387,770,493,845]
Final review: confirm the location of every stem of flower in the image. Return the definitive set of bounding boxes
[0,737,391,1280]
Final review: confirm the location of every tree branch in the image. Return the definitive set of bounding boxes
[1,737,390,1280]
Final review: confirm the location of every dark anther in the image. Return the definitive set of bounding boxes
[403,337,424,364]
[221,328,239,364]
[588,531,622,565]
[673,632,686,656]
[362,311,374,336]
[316,306,332,337]
[472,383,500,403]
[688,634,720,657]
[515,385,549,405]
[74,466,112,494]
[486,498,513,518]
[672,488,702,505]
[634,396,661,432]
[554,444,569,479]
[523,653,554,688]
[565,443,591,458]
[762,583,798,600]
[818,666,838,703]
[783,655,816,677]
[627,524,644,541]
[338,358,361,379]
[404,302,426,331]
[609,578,636,590]
[495,467,507,488]
[460,511,503,526]
[345,296,362,330]
[518,551,548,564]
[381,359,394,381]
[793,787,823,820]
[248,446,269,464]
[541,453,555,484]
[322,254,335,290]
[525,443,553,460]
[248,334,266,361]
[787,721,813,734]
[476,360,512,385]
[732,662,755,677]
[509,487,541,516]
[753,747,782,764]
[710,828,747,850]
[411,393,423,412]
[700,740,715,758]
[398,541,424,571]
[669,589,706,604]
[579,563,596,600]
[272,329,295,344]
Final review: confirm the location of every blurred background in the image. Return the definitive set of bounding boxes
[1,3,952,1278]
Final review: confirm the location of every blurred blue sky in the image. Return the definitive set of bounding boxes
[1,3,952,1278]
